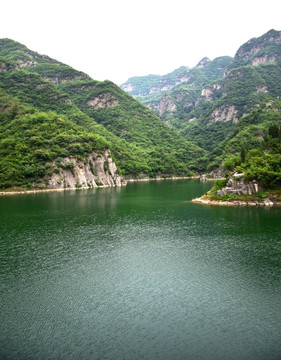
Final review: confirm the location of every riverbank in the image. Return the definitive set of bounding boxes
[0,185,119,196]
[192,196,281,207]
[125,175,200,182]
[0,176,200,196]
[192,174,281,207]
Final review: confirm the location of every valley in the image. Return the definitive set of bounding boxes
[0,29,280,197]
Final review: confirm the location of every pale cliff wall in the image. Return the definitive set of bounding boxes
[44,150,123,190]
[216,174,262,196]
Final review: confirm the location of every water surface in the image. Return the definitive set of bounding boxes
[1,180,281,360]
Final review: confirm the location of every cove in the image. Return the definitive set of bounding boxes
[1,179,281,360]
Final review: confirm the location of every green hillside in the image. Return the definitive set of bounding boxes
[0,39,207,190]
[121,57,232,109]
[122,29,281,156]
[1,31,280,192]
[229,29,281,70]
[0,89,112,189]
[205,99,281,179]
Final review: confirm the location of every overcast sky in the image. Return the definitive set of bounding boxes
[1,0,280,84]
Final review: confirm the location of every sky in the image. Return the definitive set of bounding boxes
[1,0,280,85]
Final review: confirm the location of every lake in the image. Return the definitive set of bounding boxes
[1,179,281,360]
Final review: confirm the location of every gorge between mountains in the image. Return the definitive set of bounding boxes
[0,28,281,360]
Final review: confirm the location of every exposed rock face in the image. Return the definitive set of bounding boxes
[46,150,123,189]
[122,83,134,92]
[200,174,208,182]
[187,117,197,123]
[148,84,175,94]
[196,57,211,68]
[196,83,222,105]
[256,85,268,93]
[42,74,88,85]
[17,59,36,68]
[86,93,119,109]
[14,52,37,68]
[235,29,281,63]
[213,83,222,90]
[178,76,190,83]
[251,55,276,66]
[0,60,16,72]
[0,61,9,72]
[159,96,177,115]
[208,168,224,179]
[236,45,263,61]
[216,173,262,196]
[200,88,214,102]
[209,105,238,124]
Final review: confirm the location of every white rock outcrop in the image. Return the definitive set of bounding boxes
[46,150,123,189]
[251,56,276,66]
[216,174,262,196]
[159,96,177,115]
[209,105,238,124]
[86,93,119,109]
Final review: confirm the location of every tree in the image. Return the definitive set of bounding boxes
[268,125,279,138]
[240,147,246,163]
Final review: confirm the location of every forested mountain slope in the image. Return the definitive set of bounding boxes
[206,100,281,185]
[122,29,281,154]
[0,39,206,190]
[120,56,232,117]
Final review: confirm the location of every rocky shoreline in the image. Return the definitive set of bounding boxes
[0,175,199,196]
[193,172,281,207]
[125,175,199,182]
[192,197,281,207]
[0,185,118,196]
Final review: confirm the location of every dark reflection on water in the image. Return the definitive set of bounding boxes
[1,180,281,360]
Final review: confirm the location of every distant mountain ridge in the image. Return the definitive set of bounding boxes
[121,29,281,152]
[120,56,232,102]
[0,31,280,192]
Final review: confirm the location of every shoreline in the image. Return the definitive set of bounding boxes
[125,176,200,182]
[0,184,123,196]
[191,197,281,207]
[0,176,200,196]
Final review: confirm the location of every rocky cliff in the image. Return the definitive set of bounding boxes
[216,173,262,196]
[193,173,281,206]
[44,150,123,190]
[121,30,281,156]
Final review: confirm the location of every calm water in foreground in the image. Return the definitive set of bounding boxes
[1,180,281,360]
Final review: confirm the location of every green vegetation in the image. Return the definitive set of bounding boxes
[0,90,110,189]
[121,57,232,102]
[27,63,89,83]
[122,30,281,162]
[229,29,281,70]
[0,30,280,192]
[0,39,208,190]
[121,74,161,96]
[202,119,281,202]
[205,99,281,179]
[204,188,281,202]
[58,79,205,163]
[206,179,228,198]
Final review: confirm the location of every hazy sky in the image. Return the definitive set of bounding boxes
[1,0,280,84]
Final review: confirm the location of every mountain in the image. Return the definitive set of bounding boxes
[121,29,281,154]
[120,56,232,115]
[206,99,281,183]
[0,39,205,190]
[1,31,280,192]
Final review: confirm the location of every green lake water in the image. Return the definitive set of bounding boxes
[1,179,281,360]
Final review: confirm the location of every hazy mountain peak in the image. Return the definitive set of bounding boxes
[234,29,281,65]
[196,57,211,68]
